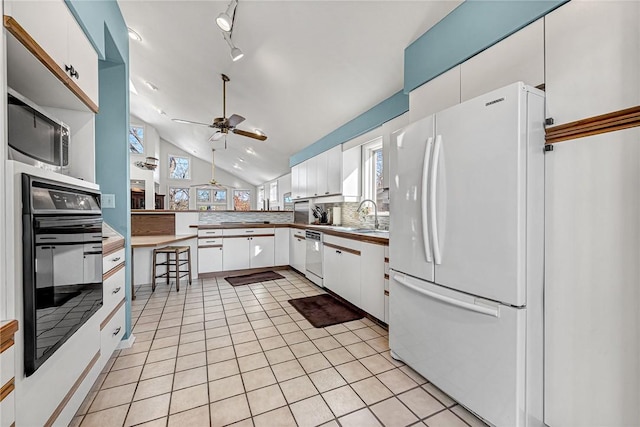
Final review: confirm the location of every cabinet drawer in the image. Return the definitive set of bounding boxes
[103,265,125,315]
[103,248,125,274]
[101,304,125,359]
[198,229,223,237]
[199,237,222,247]
[223,228,274,237]
[323,235,362,254]
[0,346,15,387]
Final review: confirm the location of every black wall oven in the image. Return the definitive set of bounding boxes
[22,174,103,376]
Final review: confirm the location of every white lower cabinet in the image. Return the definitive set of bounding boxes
[360,242,385,321]
[100,304,125,365]
[275,228,290,266]
[198,246,223,273]
[289,229,306,274]
[223,237,251,271]
[250,236,275,268]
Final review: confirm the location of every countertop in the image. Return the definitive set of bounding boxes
[103,223,125,255]
[195,223,389,245]
[131,234,198,248]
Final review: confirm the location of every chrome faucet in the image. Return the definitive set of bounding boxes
[357,199,379,230]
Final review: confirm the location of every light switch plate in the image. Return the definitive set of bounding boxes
[102,194,116,208]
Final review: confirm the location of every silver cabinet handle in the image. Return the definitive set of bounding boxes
[113,327,121,336]
[112,287,121,294]
[111,256,121,262]
[246,230,254,233]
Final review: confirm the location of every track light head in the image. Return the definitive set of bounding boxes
[216,0,237,32]
[230,47,244,62]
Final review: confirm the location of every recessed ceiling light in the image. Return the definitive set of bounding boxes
[129,79,138,94]
[127,27,142,42]
[253,128,264,136]
[155,108,166,116]
[145,81,158,91]
[238,157,245,162]
[245,147,255,155]
[233,163,242,170]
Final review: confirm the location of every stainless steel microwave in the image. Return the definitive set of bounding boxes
[7,88,70,175]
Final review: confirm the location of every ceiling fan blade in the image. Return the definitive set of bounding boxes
[232,128,267,141]
[172,118,213,127]
[227,114,245,128]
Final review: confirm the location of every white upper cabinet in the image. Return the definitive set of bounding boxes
[291,161,307,200]
[6,0,99,109]
[306,156,318,198]
[545,1,640,125]
[277,173,291,203]
[409,65,461,123]
[326,145,342,195]
[461,19,544,102]
[315,150,329,196]
[342,145,361,197]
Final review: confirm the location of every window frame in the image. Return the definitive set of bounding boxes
[129,124,145,155]
[167,154,191,180]
[167,186,190,211]
[195,187,228,211]
[233,189,252,211]
[361,137,388,214]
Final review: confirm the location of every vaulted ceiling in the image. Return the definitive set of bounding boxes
[119,0,461,185]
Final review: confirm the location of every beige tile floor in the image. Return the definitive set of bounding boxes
[71,270,487,427]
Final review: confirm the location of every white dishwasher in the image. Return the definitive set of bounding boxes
[305,230,323,286]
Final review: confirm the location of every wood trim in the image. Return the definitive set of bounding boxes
[546,105,640,144]
[384,257,389,263]
[198,244,223,249]
[3,16,99,113]
[293,234,306,240]
[384,273,389,280]
[131,214,175,236]
[324,242,361,256]
[103,262,125,281]
[0,378,15,402]
[100,299,125,330]
[0,320,18,354]
[103,240,125,257]
[44,351,100,427]
[223,234,275,239]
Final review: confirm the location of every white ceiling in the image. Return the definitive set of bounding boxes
[119,0,461,186]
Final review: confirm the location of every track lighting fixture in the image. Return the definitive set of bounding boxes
[216,0,244,61]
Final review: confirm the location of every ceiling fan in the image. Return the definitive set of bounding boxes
[173,73,267,143]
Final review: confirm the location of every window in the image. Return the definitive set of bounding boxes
[362,138,388,213]
[233,190,251,211]
[257,186,265,210]
[129,125,144,154]
[269,182,278,203]
[168,187,190,210]
[168,155,190,180]
[196,187,228,210]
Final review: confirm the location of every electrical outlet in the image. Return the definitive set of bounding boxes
[102,194,116,208]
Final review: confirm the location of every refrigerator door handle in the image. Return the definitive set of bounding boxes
[393,273,500,317]
[421,136,434,263]
[430,134,442,264]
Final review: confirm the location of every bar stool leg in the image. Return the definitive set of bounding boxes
[151,249,157,292]
[175,249,180,292]
[166,252,171,286]
[187,247,192,286]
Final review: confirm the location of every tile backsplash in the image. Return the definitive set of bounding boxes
[199,211,293,224]
[321,202,390,230]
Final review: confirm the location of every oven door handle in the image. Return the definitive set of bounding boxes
[35,217,102,229]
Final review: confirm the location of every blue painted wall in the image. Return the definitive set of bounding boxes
[66,0,132,337]
[291,0,568,166]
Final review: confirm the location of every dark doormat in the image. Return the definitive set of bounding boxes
[225,271,285,286]
[288,294,363,328]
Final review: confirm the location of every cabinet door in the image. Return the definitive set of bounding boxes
[275,228,290,266]
[409,66,461,123]
[250,236,274,269]
[67,16,99,106]
[291,165,300,199]
[342,146,361,197]
[359,243,385,321]
[289,230,306,273]
[323,245,341,294]
[340,251,361,306]
[8,0,69,72]
[315,151,329,196]
[306,157,317,197]
[545,1,640,125]
[223,237,250,271]
[326,146,342,195]
[298,161,308,198]
[198,246,223,273]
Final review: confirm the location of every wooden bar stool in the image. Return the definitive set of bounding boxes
[152,246,192,292]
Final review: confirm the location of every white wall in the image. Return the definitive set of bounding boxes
[159,138,257,210]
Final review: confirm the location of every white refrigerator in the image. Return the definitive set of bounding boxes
[389,82,545,427]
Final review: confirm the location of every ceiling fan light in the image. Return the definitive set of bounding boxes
[127,27,142,42]
[216,12,233,32]
[230,47,244,61]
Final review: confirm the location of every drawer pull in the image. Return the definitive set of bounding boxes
[245,230,254,233]
[112,287,121,294]
[111,256,121,262]
[113,327,121,336]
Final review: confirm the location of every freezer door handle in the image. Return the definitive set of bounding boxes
[392,273,499,317]
[421,136,434,263]
[430,134,443,265]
